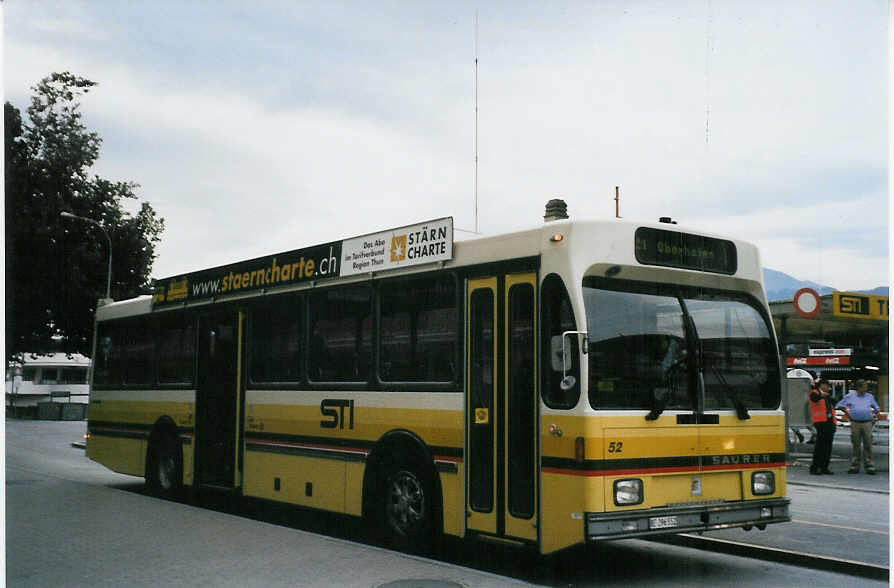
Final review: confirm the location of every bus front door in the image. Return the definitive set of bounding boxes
[466,273,538,543]
[196,311,241,487]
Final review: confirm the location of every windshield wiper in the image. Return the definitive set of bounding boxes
[711,366,750,420]
[645,394,666,421]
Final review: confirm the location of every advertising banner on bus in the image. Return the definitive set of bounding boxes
[340,217,454,277]
[152,242,342,307]
[151,217,454,307]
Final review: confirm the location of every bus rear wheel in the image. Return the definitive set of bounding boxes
[146,433,182,499]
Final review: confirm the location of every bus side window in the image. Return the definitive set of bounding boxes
[94,322,123,388]
[159,315,197,385]
[122,322,156,386]
[250,295,302,384]
[379,273,458,384]
[308,285,372,383]
[540,274,579,409]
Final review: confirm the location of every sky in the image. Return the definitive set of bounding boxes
[3,1,889,291]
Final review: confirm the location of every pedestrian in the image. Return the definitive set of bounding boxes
[809,379,837,475]
[835,380,880,474]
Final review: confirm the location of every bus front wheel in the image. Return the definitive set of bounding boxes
[378,460,434,552]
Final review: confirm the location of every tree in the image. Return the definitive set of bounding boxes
[5,72,164,360]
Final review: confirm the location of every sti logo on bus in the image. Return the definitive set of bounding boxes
[321,399,355,429]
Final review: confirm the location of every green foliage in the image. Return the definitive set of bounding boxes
[5,72,165,360]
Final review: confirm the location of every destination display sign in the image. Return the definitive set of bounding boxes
[634,227,737,275]
[833,292,889,320]
[152,217,454,307]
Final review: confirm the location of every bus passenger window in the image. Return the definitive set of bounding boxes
[309,285,372,383]
[94,322,123,387]
[159,316,197,385]
[122,323,155,386]
[379,274,457,383]
[540,274,579,409]
[250,296,302,383]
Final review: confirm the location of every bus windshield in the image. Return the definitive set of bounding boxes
[583,277,780,413]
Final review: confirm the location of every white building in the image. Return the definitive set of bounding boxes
[6,353,91,417]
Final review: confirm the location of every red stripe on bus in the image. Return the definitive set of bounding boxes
[244,438,463,464]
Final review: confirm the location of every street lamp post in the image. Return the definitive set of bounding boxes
[60,211,112,302]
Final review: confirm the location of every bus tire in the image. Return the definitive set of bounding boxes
[146,432,182,499]
[377,457,435,552]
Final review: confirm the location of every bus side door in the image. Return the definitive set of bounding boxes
[195,310,242,487]
[466,273,538,543]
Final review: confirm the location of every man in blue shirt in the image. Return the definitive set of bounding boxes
[835,380,881,474]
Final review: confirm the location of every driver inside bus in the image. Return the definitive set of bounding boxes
[646,335,687,420]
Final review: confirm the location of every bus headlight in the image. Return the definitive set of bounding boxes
[614,479,643,506]
[751,471,775,495]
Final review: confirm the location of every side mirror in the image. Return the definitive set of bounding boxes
[560,375,577,391]
[553,330,588,389]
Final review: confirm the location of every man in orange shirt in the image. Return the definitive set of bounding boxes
[809,379,837,475]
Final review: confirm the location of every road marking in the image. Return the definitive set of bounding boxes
[792,518,889,536]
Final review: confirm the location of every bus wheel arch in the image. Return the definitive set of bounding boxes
[362,430,443,551]
[145,416,183,499]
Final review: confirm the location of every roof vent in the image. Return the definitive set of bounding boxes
[544,199,568,222]
[659,217,677,224]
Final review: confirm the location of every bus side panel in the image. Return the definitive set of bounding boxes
[540,414,603,554]
[87,396,194,481]
[243,451,346,512]
[243,394,464,528]
[439,468,465,538]
[86,435,146,477]
[540,472,587,554]
[182,439,195,487]
[346,462,364,516]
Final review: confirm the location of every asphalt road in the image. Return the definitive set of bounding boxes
[6,420,890,587]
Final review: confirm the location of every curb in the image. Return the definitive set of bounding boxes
[651,534,890,581]
[71,441,85,449]
[787,480,889,495]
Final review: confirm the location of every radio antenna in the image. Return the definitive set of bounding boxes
[474,10,479,234]
[457,12,481,236]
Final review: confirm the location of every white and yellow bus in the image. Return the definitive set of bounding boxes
[86,202,789,555]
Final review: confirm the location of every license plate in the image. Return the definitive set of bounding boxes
[649,516,679,530]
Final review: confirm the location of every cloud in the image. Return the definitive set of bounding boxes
[4,1,886,291]
[686,195,888,290]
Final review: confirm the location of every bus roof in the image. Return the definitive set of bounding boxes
[97,215,764,322]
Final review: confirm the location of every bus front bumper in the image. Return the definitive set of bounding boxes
[586,498,790,541]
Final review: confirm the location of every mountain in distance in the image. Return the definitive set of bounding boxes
[763,268,889,302]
